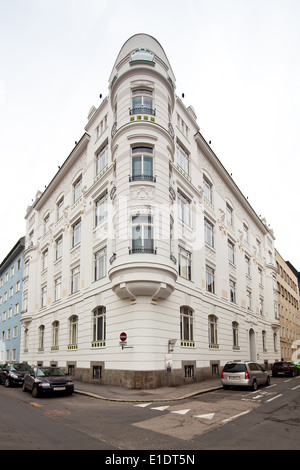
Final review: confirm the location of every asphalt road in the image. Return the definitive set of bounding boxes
[0,375,299,452]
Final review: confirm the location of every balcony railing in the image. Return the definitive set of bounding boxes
[129,107,156,115]
[129,174,156,182]
[129,247,157,255]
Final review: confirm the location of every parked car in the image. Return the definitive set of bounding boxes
[0,362,33,387]
[272,361,299,377]
[221,361,270,391]
[22,366,74,397]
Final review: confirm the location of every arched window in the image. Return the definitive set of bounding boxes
[208,315,218,347]
[38,325,45,350]
[180,306,194,342]
[52,321,59,350]
[69,315,78,349]
[92,307,106,346]
[232,321,239,348]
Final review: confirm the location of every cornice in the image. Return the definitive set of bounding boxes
[33,133,90,211]
[194,132,272,237]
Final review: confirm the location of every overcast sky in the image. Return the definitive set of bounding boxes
[0,0,299,271]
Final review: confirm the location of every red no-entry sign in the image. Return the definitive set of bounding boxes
[120,332,127,342]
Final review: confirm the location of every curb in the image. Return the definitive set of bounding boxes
[73,385,223,403]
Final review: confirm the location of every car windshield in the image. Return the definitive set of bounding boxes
[223,363,247,373]
[36,368,65,377]
[12,363,32,372]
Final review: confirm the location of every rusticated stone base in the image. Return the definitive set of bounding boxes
[66,360,219,389]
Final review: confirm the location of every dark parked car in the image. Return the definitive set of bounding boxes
[272,361,299,377]
[0,362,33,387]
[22,366,74,397]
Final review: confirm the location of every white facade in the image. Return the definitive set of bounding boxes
[21,34,280,388]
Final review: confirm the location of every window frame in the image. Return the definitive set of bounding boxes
[131,215,154,254]
[178,246,192,280]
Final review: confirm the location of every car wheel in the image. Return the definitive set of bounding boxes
[252,379,258,391]
[32,385,39,398]
[4,378,10,388]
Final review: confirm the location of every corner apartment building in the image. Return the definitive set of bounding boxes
[21,34,280,388]
[0,237,25,362]
[275,250,300,361]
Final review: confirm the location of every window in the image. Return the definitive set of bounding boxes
[177,143,189,174]
[229,279,236,303]
[69,315,78,347]
[44,214,50,235]
[178,247,191,280]
[178,190,191,226]
[95,193,108,226]
[57,197,64,221]
[262,330,267,351]
[131,215,154,253]
[52,321,59,350]
[38,325,45,350]
[180,307,194,342]
[131,89,154,115]
[259,297,264,315]
[94,248,107,281]
[24,260,29,278]
[226,203,233,226]
[247,289,252,310]
[131,147,154,181]
[42,249,48,271]
[243,223,249,243]
[208,315,218,347]
[245,255,251,276]
[96,145,108,175]
[256,238,261,256]
[228,239,235,264]
[16,280,20,292]
[71,266,80,294]
[232,321,239,348]
[41,285,47,308]
[92,307,106,344]
[55,236,63,260]
[206,265,215,293]
[73,176,82,203]
[203,176,212,204]
[258,267,263,285]
[72,220,81,247]
[204,218,214,247]
[54,277,62,301]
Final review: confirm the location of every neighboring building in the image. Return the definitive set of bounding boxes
[0,237,25,362]
[21,34,280,388]
[276,251,300,361]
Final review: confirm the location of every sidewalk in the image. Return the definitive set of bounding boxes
[73,377,223,402]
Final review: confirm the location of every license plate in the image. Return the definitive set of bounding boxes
[53,387,66,391]
[229,376,240,380]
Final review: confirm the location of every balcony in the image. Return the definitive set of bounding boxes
[129,107,156,116]
[129,247,157,255]
[129,174,156,183]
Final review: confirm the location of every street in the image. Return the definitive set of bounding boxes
[0,375,299,452]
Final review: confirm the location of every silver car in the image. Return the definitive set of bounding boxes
[221,361,270,391]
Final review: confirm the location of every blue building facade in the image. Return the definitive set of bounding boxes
[0,237,25,363]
